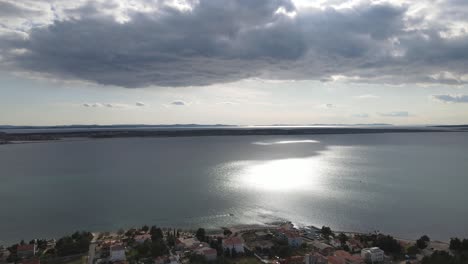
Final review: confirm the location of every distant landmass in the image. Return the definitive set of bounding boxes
[1,124,465,144]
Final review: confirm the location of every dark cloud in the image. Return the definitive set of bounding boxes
[431,94,468,103]
[135,102,145,106]
[379,111,409,117]
[2,0,468,87]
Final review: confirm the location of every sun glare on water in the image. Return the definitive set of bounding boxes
[230,157,328,192]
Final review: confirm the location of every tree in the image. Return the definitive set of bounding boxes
[141,225,149,232]
[196,228,206,242]
[321,226,333,239]
[223,229,232,237]
[117,228,125,236]
[417,235,430,249]
[450,238,462,251]
[407,245,420,255]
[150,226,163,241]
[125,228,137,238]
[462,239,468,251]
[421,251,456,264]
[151,239,167,257]
[224,247,231,257]
[338,233,349,245]
[55,231,93,256]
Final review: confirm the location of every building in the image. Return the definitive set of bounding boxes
[17,244,36,259]
[196,247,217,261]
[347,239,363,253]
[222,237,245,254]
[277,229,303,247]
[284,232,303,247]
[110,245,126,262]
[134,234,152,244]
[175,237,209,251]
[335,250,364,264]
[305,253,328,264]
[310,241,334,256]
[361,247,384,263]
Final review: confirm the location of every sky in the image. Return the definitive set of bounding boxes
[0,0,468,125]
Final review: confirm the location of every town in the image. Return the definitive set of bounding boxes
[1,222,467,264]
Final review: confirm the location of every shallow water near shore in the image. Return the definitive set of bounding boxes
[1,132,467,244]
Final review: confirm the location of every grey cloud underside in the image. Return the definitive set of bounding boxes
[3,0,468,87]
[431,94,468,103]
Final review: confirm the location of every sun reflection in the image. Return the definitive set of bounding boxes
[252,140,319,145]
[229,157,328,192]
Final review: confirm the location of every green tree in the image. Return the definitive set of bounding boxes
[150,239,167,257]
[338,233,349,245]
[421,251,457,264]
[196,228,206,242]
[450,238,462,251]
[417,235,430,249]
[150,226,163,241]
[321,226,333,239]
[141,225,149,232]
[407,245,420,255]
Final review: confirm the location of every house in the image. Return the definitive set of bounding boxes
[330,239,342,248]
[222,237,244,254]
[310,241,334,256]
[361,247,384,263]
[1,246,10,262]
[134,234,152,244]
[347,239,363,253]
[284,255,304,264]
[175,237,209,251]
[335,250,364,264]
[109,244,126,262]
[277,229,303,247]
[196,247,217,261]
[305,253,328,264]
[17,244,36,259]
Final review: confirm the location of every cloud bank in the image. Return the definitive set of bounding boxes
[1,0,468,88]
[431,94,468,104]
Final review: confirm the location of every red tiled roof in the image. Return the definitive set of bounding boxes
[135,234,151,239]
[328,256,345,264]
[17,244,35,252]
[202,248,217,255]
[223,237,243,246]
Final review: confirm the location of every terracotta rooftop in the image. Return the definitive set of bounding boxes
[223,237,243,246]
[17,244,35,252]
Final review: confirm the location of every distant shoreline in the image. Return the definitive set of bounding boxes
[0,126,464,145]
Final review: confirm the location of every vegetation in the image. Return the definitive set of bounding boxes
[417,235,430,249]
[450,238,468,252]
[356,233,402,254]
[320,226,333,239]
[196,228,207,242]
[338,233,349,245]
[55,231,93,256]
[422,250,468,264]
[406,244,420,255]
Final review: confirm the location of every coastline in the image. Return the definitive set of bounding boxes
[0,126,463,145]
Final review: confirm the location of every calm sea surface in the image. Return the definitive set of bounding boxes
[1,132,467,244]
